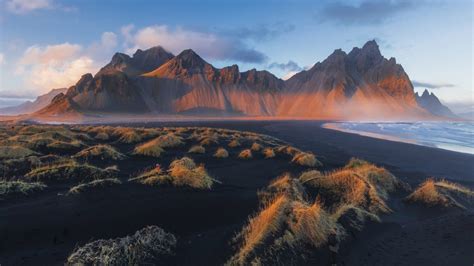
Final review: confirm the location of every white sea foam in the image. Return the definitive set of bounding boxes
[324,121,474,155]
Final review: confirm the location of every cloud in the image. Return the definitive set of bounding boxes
[317,0,412,25]
[218,23,295,42]
[16,42,99,93]
[123,25,268,63]
[282,71,299,80]
[19,43,82,66]
[268,60,303,72]
[6,0,52,14]
[0,53,4,65]
[5,0,76,14]
[412,80,455,89]
[100,32,118,50]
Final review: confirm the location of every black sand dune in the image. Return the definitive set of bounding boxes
[1,121,473,265]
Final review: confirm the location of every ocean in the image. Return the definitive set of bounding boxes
[323,121,474,155]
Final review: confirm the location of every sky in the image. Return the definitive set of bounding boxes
[0,0,472,113]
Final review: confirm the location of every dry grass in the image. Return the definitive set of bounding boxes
[129,167,172,186]
[291,152,321,167]
[233,195,290,264]
[73,144,126,161]
[68,178,121,194]
[46,140,84,151]
[289,199,340,248]
[275,145,301,156]
[405,179,474,209]
[0,180,47,199]
[228,139,241,148]
[154,133,184,148]
[167,157,213,189]
[250,142,262,152]
[94,132,110,140]
[0,146,38,159]
[214,147,229,158]
[133,139,165,158]
[25,161,113,183]
[230,182,342,265]
[188,145,205,154]
[238,149,253,159]
[262,148,275,159]
[66,226,176,265]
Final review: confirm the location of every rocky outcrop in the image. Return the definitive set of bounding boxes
[416,89,456,118]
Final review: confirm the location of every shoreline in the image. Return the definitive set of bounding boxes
[322,121,474,155]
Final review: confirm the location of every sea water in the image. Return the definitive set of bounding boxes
[324,121,474,155]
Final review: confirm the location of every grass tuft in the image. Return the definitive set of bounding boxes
[238,149,253,159]
[66,226,176,265]
[214,147,229,158]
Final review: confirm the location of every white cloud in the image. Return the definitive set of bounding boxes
[282,71,298,80]
[0,53,5,65]
[6,0,52,14]
[123,25,267,63]
[19,43,82,66]
[100,32,118,50]
[29,56,96,90]
[17,43,99,93]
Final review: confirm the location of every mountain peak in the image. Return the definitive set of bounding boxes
[422,89,431,97]
[174,49,208,70]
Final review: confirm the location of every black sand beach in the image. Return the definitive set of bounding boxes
[1,121,473,265]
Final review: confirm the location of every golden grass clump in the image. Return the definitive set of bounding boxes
[0,145,38,159]
[250,142,262,152]
[262,147,275,159]
[129,167,172,186]
[25,161,113,183]
[275,145,301,156]
[405,179,474,209]
[94,132,110,140]
[230,190,341,265]
[228,139,241,148]
[167,157,213,189]
[291,152,322,167]
[68,178,122,194]
[73,145,127,161]
[154,133,184,148]
[46,140,84,151]
[133,139,165,158]
[199,134,219,146]
[188,145,205,154]
[233,195,291,264]
[66,226,177,265]
[214,147,229,158]
[238,149,253,159]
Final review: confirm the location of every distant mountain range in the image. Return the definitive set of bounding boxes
[0,88,67,115]
[1,40,456,120]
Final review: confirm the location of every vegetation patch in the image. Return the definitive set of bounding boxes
[68,178,122,194]
[405,179,474,209]
[0,146,38,159]
[25,161,113,183]
[66,226,176,265]
[0,180,46,200]
[291,152,321,167]
[214,147,229,158]
[262,147,275,159]
[238,149,253,159]
[73,144,127,161]
[188,145,205,154]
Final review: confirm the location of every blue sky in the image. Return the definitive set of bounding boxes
[0,0,472,112]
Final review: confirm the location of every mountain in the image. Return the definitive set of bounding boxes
[0,88,67,115]
[32,41,448,120]
[280,40,422,118]
[415,89,456,118]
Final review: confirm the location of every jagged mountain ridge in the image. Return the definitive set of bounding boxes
[0,88,67,115]
[33,40,451,119]
[416,89,456,118]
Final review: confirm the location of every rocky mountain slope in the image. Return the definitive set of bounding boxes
[0,88,67,115]
[31,41,452,120]
[415,89,456,118]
